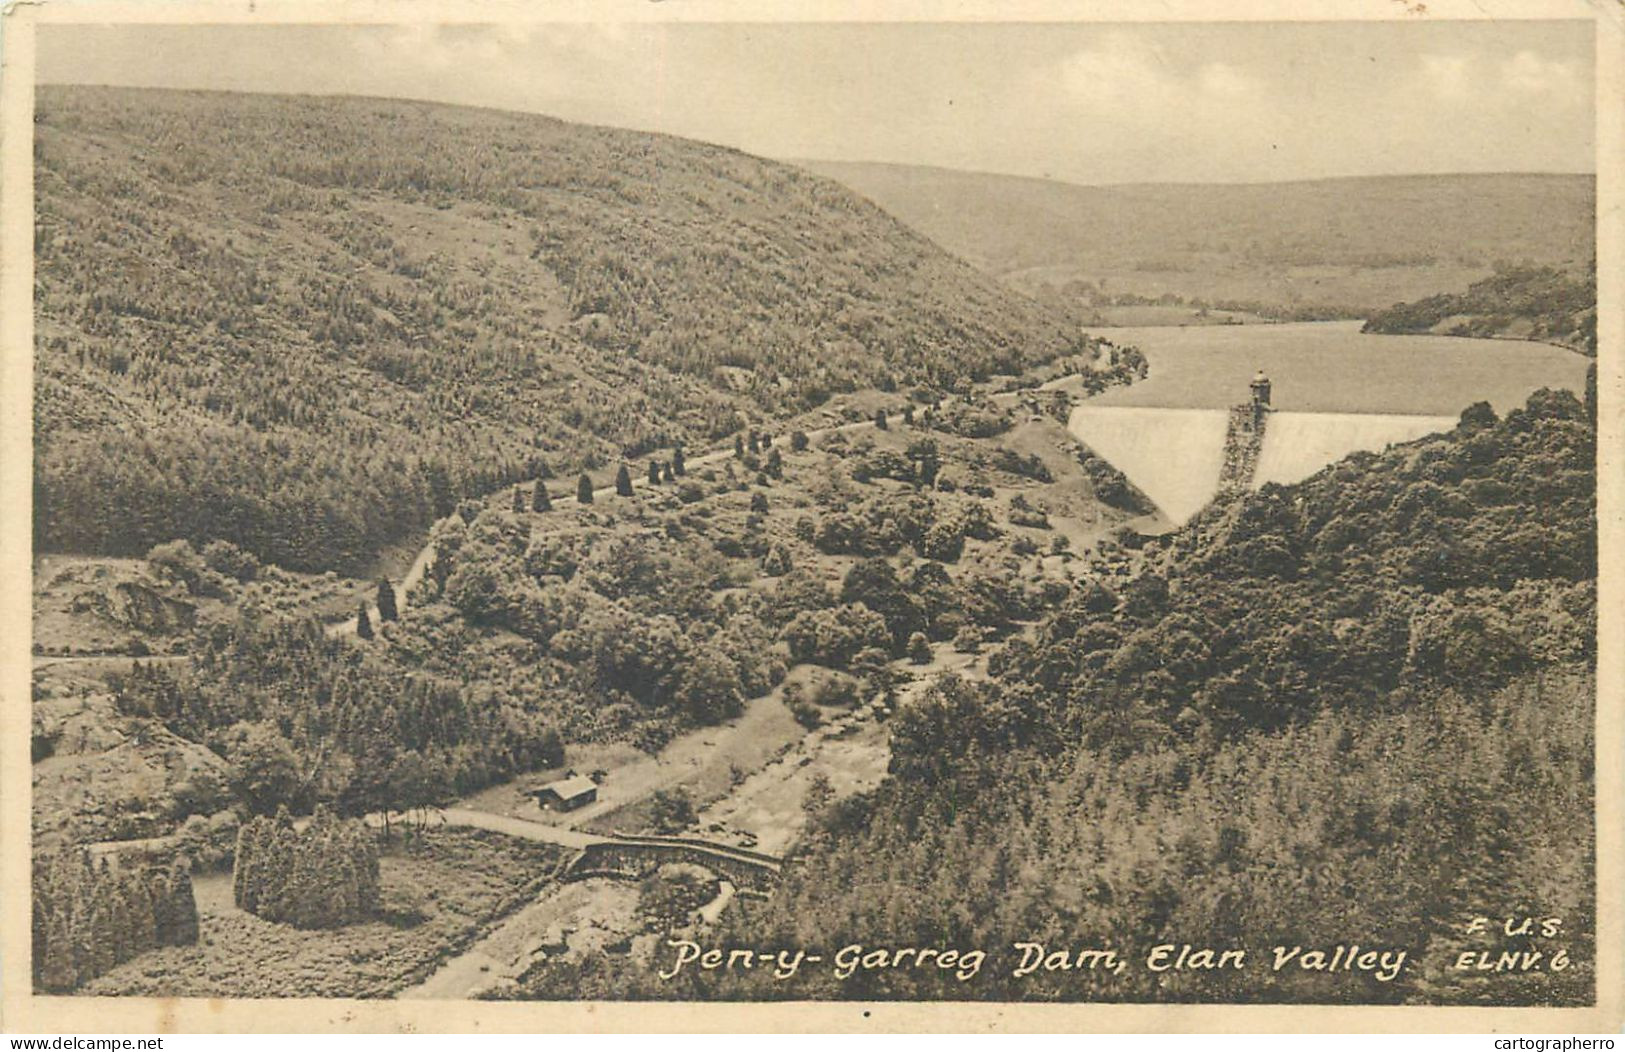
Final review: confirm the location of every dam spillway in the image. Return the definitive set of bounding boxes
[1068,404,1458,527]
[1253,411,1456,489]
[1066,407,1232,525]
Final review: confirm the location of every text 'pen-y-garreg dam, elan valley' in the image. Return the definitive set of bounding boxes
[1066,321,1593,527]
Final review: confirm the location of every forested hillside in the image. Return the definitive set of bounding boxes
[518,383,1597,1005]
[800,162,1594,316]
[34,86,1085,573]
[1362,264,1597,355]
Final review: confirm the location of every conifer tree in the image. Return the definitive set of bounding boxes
[660,462,673,483]
[532,482,552,512]
[122,876,156,961]
[875,409,889,430]
[233,822,256,910]
[672,446,686,476]
[615,464,634,497]
[512,487,525,513]
[903,404,916,426]
[85,900,115,978]
[748,431,761,455]
[648,460,661,485]
[376,578,398,622]
[762,543,792,577]
[577,473,594,504]
[356,603,374,640]
[41,912,76,992]
[734,434,745,458]
[765,448,784,479]
[167,858,199,945]
[791,430,809,452]
[69,904,94,989]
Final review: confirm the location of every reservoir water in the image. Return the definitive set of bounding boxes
[1082,321,1590,415]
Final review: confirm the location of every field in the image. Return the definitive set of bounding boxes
[1085,321,1592,414]
[801,162,1593,314]
[79,830,566,998]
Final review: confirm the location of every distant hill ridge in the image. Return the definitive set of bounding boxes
[797,159,1594,314]
[33,86,1086,573]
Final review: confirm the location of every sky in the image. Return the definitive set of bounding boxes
[36,19,1595,185]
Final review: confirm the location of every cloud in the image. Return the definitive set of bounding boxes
[1502,50,1583,98]
[1055,34,1173,111]
[1053,36,1262,120]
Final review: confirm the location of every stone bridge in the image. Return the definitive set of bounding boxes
[562,833,782,894]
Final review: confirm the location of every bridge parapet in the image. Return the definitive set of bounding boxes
[562,835,781,894]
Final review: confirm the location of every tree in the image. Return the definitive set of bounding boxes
[842,558,926,650]
[922,522,966,562]
[231,811,379,928]
[356,602,374,640]
[750,491,770,514]
[40,912,76,992]
[577,473,595,504]
[762,542,793,577]
[678,645,745,723]
[672,446,686,476]
[803,771,835,817]
[648,460,662,485]
[222,721,303,815]
[734,434,746,458]
[1459,401,1498,431]
[376,578,398,622]
[512,487,525,513]
[660,461,673,483]
[907,631,933,665]
[615,464,634,497]
[532,482,552,512]
[903,404,916,426]
[649,788,697,834]
[165,858,199,945]
[791,430,809,452]
[147,539,207,595]
[748,431,761,455]
[386,749,452,828]
[764,447,784,479]
[875,409,889,430]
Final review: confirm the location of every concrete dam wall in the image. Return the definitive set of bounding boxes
[1254,412,1456,489]
[1067,407,1232,525]
[1068,405,1457,527]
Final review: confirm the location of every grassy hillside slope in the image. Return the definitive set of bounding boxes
[34,87,1087,573]
[799,161,1594,315]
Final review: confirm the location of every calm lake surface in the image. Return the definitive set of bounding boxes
[1084,320,1591,415]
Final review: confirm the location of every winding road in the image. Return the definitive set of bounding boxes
[325,403,940,639]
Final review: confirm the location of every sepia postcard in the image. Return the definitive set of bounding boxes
[0,0,1620,1034]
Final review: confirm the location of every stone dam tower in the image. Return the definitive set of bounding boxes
[1219,371,1272,491]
